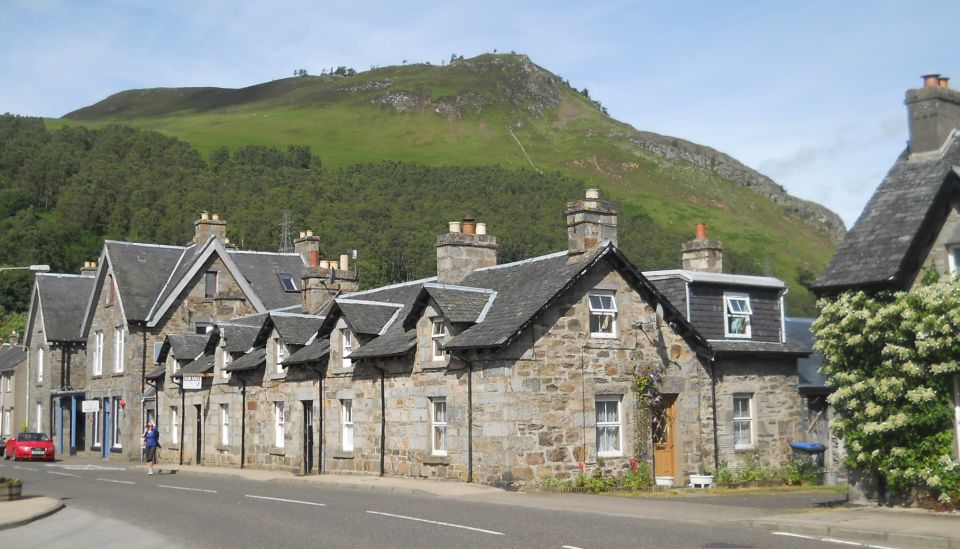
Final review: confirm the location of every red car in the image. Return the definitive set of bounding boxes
[4,432,55,461]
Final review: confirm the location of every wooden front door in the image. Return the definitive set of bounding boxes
[653,394,677,478]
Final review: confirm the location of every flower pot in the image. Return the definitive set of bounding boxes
[0,482,22,501]
[689,474,713,488]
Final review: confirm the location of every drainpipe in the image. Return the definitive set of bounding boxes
[710,357,720,471]
[379,366,386,477]
[241,379,246,469]
[317,368,324,474]
[179,379,185,466]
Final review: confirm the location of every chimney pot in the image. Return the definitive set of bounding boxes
[299,231,306,238]
[329,261,339,270]
[306,229,313,237]
[339,254,349,271]
[319,260,330,269]
[924,74,942,88]
[309,250,319,267]
[448,221,461,234]
[585,188,600,200]
[695,223,708,240]
[940,76,950,89]
[476,222,487,235]
[212,213,221,221]
[462,216,476,235]
[201,211,209,221]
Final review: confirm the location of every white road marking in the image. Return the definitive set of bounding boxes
[158,484,217,493]
[245,495,327,507]
[97,478,135,485]
[13,466,38,472]
[46,463,126,471]
[822,539,863,546]
[49,471,80,478]
[773,532,816,540]
[866,545,898,549]
[366,510,504,536]
[562,546,585,549]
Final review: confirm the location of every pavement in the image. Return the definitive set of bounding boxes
[2,457,959,549]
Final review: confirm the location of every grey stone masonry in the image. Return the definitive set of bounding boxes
[436,218,497,285]
[681,224,722,273]
[906,79,960,155]
[565,189,618,262]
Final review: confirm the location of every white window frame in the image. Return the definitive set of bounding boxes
[953,375,960,459]
[275,337,285,373]
[733,394,755,450]
[948,246,960,277]
[112,398,122,449]
[431,319,447,361]
[341,399,353,452]
[274,402,285,448]
[2,409,10,436]
[36,347,43,383]
[278,272,298,292]
[36,403,42,432]
[114,326,124,374]
[342,329,353,369]
[221,350,232,379]
[723,292,753,339]
[588,292,617,338]
[595,395,623,457]
[92,408,102,447]
[93,331,103,376]
[431,397,447,456]
[153,341,164,364]
[220,403,229,446]
[170,407,179,444]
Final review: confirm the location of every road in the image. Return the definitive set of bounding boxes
[1,457,853,549]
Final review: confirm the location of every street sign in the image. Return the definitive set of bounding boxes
[81,400,100,413]
[182,375,202,390]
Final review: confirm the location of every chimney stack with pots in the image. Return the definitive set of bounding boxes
[294,230,321,267]
[436,216,498,284]
[564,188,618,263]
[681,223,723,273]
[299,235,359,314]
[194,211,227,245]
[906,73,960,155]
[80,260,98,277]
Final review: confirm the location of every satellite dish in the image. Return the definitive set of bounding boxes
[655,303,664,327]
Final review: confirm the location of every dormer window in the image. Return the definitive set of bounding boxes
[724,292,753,338]
[278,272,298,292]
[274,337,285,373]
[589,293,617,338]
[431,319,448,361]
[948,245,960,277]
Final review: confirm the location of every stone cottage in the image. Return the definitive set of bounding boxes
[0,338,27,443]
[24,270,94,454]
[813,74,960,500]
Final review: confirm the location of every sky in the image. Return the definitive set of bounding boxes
[2,0,958,228]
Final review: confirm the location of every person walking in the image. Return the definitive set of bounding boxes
[142,421,160,475]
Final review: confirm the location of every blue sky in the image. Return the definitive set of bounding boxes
[2,0,958,228]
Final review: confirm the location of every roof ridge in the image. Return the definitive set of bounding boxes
[423,282,495,294]
[336,298,404,308]
[228,249,303,257]
[347,276,437,297]
[473,250,568,272]
[105,240,187,250]
[36,273,94,279]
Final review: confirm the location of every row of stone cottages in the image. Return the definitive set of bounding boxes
[16,189,823,487]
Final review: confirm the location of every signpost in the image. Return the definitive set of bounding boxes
[182,375,202,391]
[81,400,100,413]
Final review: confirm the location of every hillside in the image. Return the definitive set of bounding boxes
[40,53,840,314]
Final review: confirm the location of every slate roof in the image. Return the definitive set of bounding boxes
[785,317,827,393]
[424,285,493,323]
[166,334,211,361]
[145,365,166,380]
[219,320,265,353]
[177,353,215,376]
[348,328,417,359]
[332,280,431,358]
[104,241,185,321]
[34,274,95,342]
[814,135,960,292]
[224,348,266,372]
[270,313,324,346]
[337,300,402,335]
[708,340,810,356]
[149,244,202,319]
[229,251,305,311]
[0,344,27,373]
[284,340,330,366]
[643,270,786,289]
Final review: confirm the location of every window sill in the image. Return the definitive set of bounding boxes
[268,447,286,456]
[331,367,354,376]
[166,445,179,451]
[590,333,618,339]
[216,445,231,452]
[269,373,286,380]
[598,453,623,459]
[423,454,450,466]
[110,447,123,453]
[421,361,449,371]
[111,373,124,377]
[333,451,354,460]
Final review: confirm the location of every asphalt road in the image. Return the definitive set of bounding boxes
[0,458,846,549]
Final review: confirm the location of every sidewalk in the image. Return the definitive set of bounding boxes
[0,496,63,531]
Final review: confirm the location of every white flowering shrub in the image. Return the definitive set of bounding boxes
[814,281,960,508]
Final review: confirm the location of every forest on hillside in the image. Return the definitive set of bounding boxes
[0,114,779,337]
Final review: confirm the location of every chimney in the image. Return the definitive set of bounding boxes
[300,250,359,315]
[194,211,227,245]
[681,223,723,273]
[294,230,321,266]
[80,260,98,277]
[436,216,498,284]
[906,73,960,155]
[564,188,618,263]
[8,331,18,346]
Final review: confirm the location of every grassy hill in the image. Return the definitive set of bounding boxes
[51,53,842,314]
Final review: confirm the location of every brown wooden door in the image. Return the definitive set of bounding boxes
[653,395,677,478]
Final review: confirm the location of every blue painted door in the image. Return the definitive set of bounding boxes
[103,399,111,459]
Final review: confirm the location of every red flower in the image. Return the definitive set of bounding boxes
[578,461,584,471]
[630,458,638,472]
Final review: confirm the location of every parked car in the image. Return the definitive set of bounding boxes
[4,432,55,461]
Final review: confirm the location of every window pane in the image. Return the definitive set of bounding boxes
[434,425,446,452]
[728,316,747,334]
